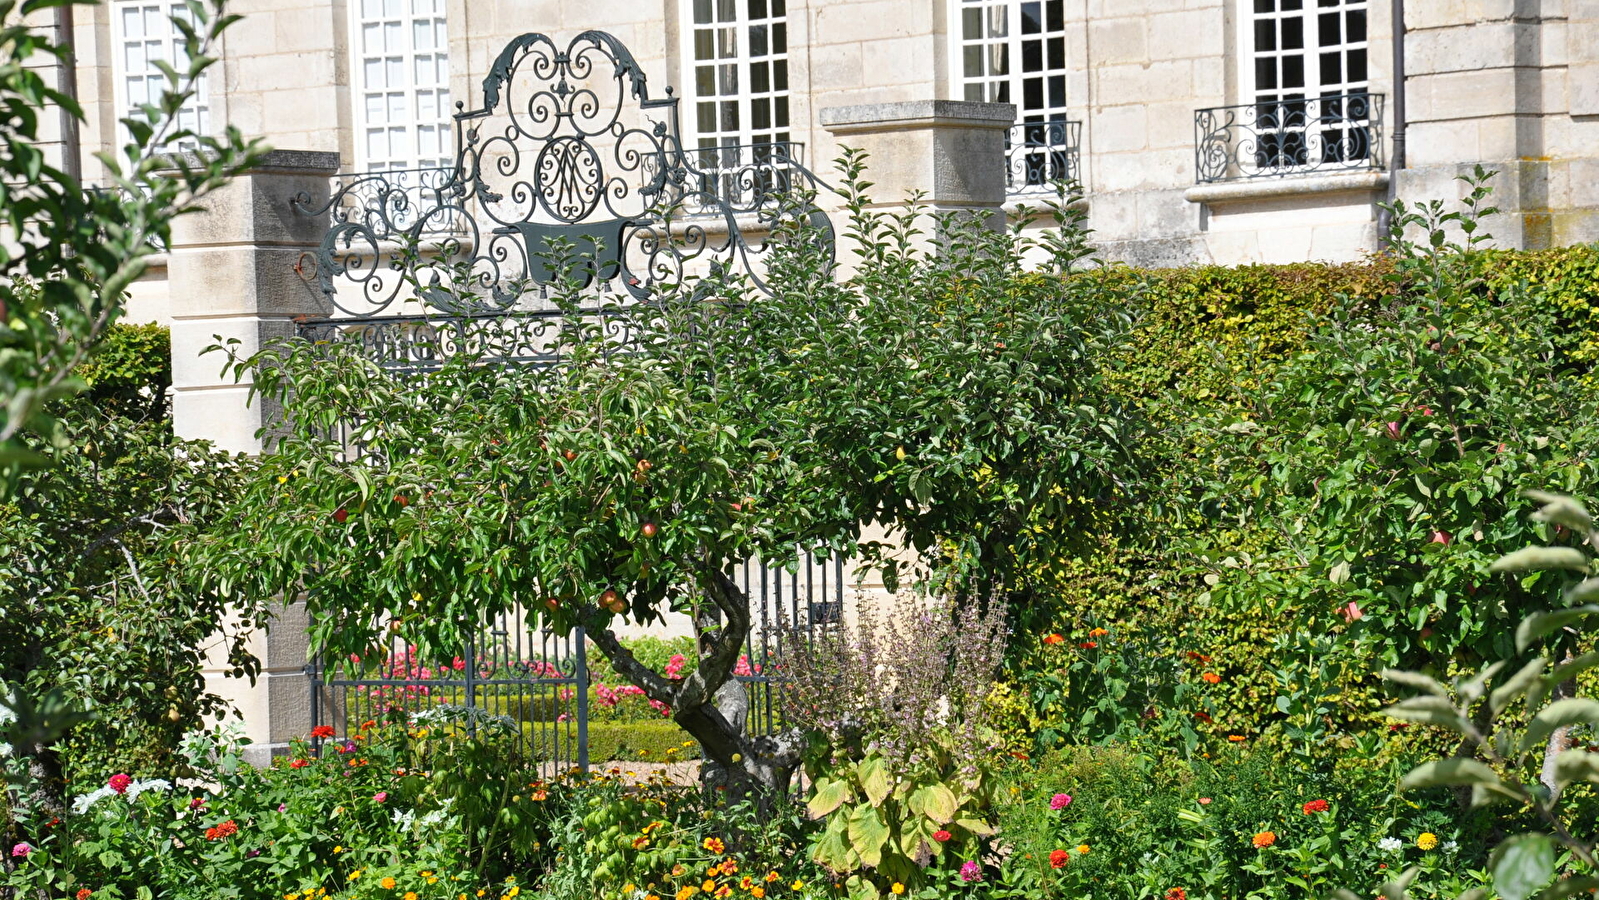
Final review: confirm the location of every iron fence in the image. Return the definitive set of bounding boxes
[1193,92,1384,183]
[680,141,806,217]
[1005,120,1082,194]
[307,554,847,773]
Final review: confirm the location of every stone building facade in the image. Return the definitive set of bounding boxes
[29,0,1599,757]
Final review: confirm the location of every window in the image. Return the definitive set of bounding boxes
[112,2,210,149]
[953,0,1074,190]
[681,0,792,208]
[351,0,452,173]
[1246,0,1371,170]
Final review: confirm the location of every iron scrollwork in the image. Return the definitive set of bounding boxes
[293,30,835,319]
[1193,92,1385,184]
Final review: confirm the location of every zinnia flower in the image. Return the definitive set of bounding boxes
[310,726,336,739]
[1417,832,1438,851]
[1166,890,1187,900]
[373,791,388,803]
[381,877,397,889]
[1080,641,1098,649]
[1201,672,1221,684]
[77,890,91,900]
[1043,633,1065,645]
[1252,831,1276,849]
[107,773,132,794]
[1076,844,1090,854]
[1050,793,1072,810]
[1302,799,1329,815]
[1049,849,1070,869]
[290,758,310,769]
[10,843,30,858]
[959,861,982,882]
[1088,627,1109,638]
[932,830,952,842]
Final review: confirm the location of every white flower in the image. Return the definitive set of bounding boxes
[71,787,116,815]
[1378,837,1404,853]
[1443,840,1458,852]
[125,779,171,801]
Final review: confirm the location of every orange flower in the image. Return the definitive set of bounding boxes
[1088,627,1109,638]
[1080,641,1098,649]
[703,837,725,854]
[1201,672,1221,684]
[1252,831,1276,849]
[1043,633,1065,645]
[381,877,397,889]
[1228,734,1246,742]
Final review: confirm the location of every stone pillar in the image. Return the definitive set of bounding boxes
[818,100,1014,216]
[167,149,339,763]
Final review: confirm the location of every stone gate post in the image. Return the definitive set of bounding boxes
[818,100,1015,219]
[166,149,339,763]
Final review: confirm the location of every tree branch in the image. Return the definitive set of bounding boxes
[581,609,675,705]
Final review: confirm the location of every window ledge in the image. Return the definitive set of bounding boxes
[1185,170,1389,205]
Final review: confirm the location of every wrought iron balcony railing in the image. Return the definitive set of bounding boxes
[1005,120,1082,194]
[1193,92,1384,184]
[327,164,468,238]
[680,141,806,217]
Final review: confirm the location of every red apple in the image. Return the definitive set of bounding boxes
[394,494,409,507]
[333,508,349,523]
[641,521,658,538]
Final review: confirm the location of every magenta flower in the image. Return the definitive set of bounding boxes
[10,843,30,858]
[373,792,388,803]
[959,861,982,882]
[107,773,132,795]
[1050,793,1073,810]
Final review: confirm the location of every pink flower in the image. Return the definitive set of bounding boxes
[372,792,388,803]
[1342,601,1363,623]
[107,773,132,795]
[452,656,466,671]
[1050,793,1072,810]
[959,861,982,882]
[665,654,687,679]
[10,843,30,857]
[1385,421,1402,440]
[189,797,206,809]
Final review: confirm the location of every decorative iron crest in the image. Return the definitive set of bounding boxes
[294,30,835,318]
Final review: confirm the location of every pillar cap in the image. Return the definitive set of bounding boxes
[820,100,1017,135]
[157,148,341,175]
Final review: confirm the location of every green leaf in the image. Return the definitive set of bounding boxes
[1491,547,1591,574]
[1532,876,1599,900]
[1517,607,1599,652]
[1380,866,1420,900]
[954,817,995,836]
[913,782,958,824]
[1551,749,1599,789]
[1399,758,1521,802]
[1490,658,1546,718]
[1524,699,1599,753]
[1385,695,1467,730]
[1491,833,1555,900]
[807,777,852,818]
[858,754,891,806]
[1526,491,1593,533]
[1382,669,1449,697]
[847,803,890,868]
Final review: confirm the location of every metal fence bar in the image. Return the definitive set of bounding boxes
[1194,92,1385,184]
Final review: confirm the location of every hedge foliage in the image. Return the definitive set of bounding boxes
[1017,243,1599,758]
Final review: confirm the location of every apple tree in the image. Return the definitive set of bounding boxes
[187,159,1140,798]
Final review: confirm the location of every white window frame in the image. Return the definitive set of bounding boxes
[948,0,1069,123]
[349,0,453,175]
[1235,0,1374,174]
[110,1,211,151]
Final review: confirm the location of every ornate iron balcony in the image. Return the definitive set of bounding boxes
[680,141,806,218]
[1193,92,1384,184]
[326,164,468,238]
[1005,120,1082,194]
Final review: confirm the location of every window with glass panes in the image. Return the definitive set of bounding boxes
[112,2,210,149]
[954,0,1068,122]
[1248,0,1371,168]
[682,0,790,206]
[351,0,452,173]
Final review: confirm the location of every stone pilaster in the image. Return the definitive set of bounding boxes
[166,149,339,763]
[819,100,1014,216]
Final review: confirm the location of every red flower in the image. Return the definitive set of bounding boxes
[107,773,132,794]
[310,725,336,739]
[1166,889,1187,900]
[1193,711,1213,723]
[204,820,238,841]
[289,758,310,769]
[1042,633,1065,645]
[1302,799,1330,815]
[933,830,952,843]
[1201,672,1221,684]
[1079,641,1097,649]
[77,891,92,900]
[1049,849,1070,869]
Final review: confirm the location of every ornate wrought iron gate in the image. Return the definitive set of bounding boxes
[295,30,841,771]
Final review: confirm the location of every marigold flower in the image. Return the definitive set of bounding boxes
[311,726,336,739]
[1080,641,1098,649]
[1201,672,1221,684]
[1228,734,1246,742]
[1252,831,1276,849]
[891,884,905,895]
[381,878,396,890]
[1088,627,1109,638]
[108,773,132,794]
[790,882,804,892]
[751,889,765,899]
[702,881,716,893]
[406,894,419,900]
[1043,633,1065,645]
[1049,792,1072,810]
[932,829,952,842]
[1166,889,1187,900]
[1076,844,1090,854]
[740,877,754,891]
[677,889,699,900]
[1049,849,1070,868]
[703,837,725,854]
[77,891,92,900]
[764,872,779,883]
[1302,799,1329,815]
[1417,832,1438,851]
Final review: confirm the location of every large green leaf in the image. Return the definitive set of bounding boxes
[847,803,891,868]
[1491,547,1591,575]
[858,754,891,806]
[1516,606,1599,652]
[1399,758,1521,803]
[1551,749,1599,789]
[1523,699,1599,752]
[1491,833,1555,900]
[808,776,852,818]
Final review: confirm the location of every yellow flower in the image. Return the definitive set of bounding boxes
[406,894,418,900]
[703,881,717,893]
[751,889,765,899]
[1417,833,1439,851]
[381,877,397,890]
[790,882,804,891]
[677,889,700,900]
[764,872,779,884]
[333,846,344,854]
[891,884,905,895]
[505,888,521,899]
[1077,844,1091,854]
[348,870,363,882]
[703,837,726,854]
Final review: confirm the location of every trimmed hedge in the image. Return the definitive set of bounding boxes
[522,720,701,764]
